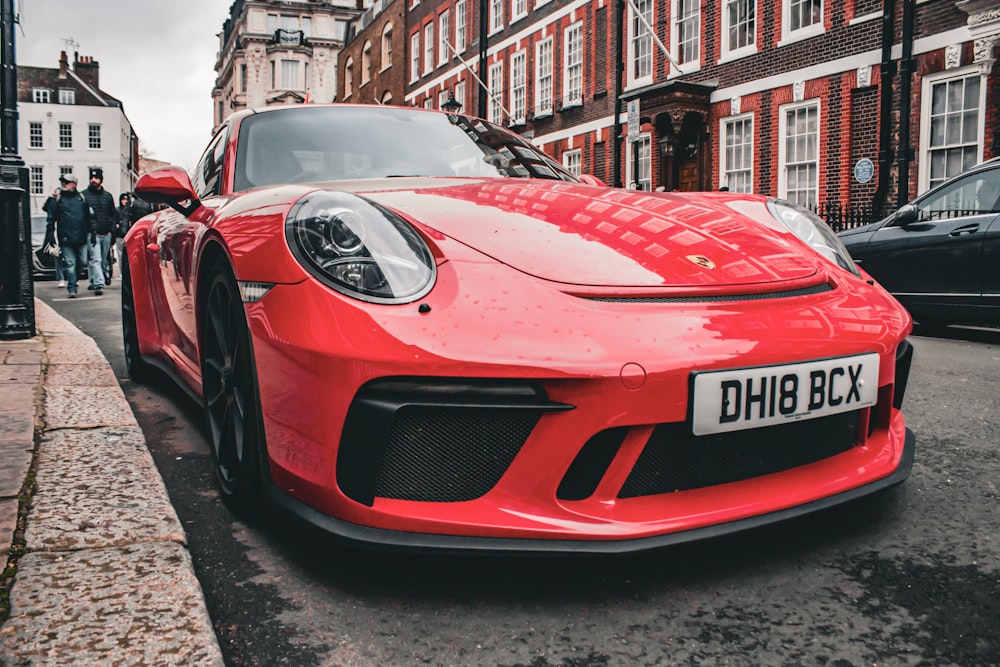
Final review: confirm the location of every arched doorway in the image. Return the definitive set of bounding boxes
[656,111,707,191]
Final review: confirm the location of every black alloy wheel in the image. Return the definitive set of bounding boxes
[120,255,149,381]
[201,260,264,513]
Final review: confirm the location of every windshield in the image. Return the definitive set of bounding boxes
[233,106,576,191]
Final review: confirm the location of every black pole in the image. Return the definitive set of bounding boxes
[612,0,624,188]
[896,0,916,208]
[477,0,488,118]
[872,0,895,215]
[0,0,35,339]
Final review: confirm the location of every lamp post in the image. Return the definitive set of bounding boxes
[0,0,34,340]
[441,93,462,113]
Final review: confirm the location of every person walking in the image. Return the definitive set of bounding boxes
[82,167,114,290]
[114,192,132,272]
[43,174,95,298]
[41,185,66,287]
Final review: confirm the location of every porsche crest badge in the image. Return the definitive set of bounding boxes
[686,255,716,270]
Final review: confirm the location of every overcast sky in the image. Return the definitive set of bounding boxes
[16,0,233,170]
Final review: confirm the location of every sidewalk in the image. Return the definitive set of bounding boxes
[0,299,223,666]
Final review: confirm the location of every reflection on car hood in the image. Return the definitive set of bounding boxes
[362,180,818,289]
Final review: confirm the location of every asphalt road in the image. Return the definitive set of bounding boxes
[36,276,1000,667]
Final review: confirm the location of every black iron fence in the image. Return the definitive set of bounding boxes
[812,201,892,232]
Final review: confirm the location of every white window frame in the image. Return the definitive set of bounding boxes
[280,59,300,90]
[345,57,354,98]
[410,32,421,82]
[534,37,554,118]
[29,122,42,149]
[32,88,50,103]
[88,123,102,150]
[30,165,44,195]
[455,0,467,52]
[424,23,434,75]
[424,97,434,109]
[626,0,653,87]
[381,23,393,72]
[671,0,700,72]
[918,66,986,194]
[488,61,504,124]
[562,149,582,177]
[512,0,528,23]
[780,0,824,46]
[721,0,757,63]
[778,99,820,208]
[438,10,451,66]
[58,122,72,150]
[719,113,754,193]
[563,22,583,108]
[510,50,526,125]
[58,88,75,105]
[362,42,372,84]
[626,133,652,191]
[454,80,466,112]
[490,0,504,34]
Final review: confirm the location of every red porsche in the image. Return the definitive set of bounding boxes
[124,104,914,553]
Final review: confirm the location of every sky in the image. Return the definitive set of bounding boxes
[15,0,233,171]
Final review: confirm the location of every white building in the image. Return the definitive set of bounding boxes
[17,51,139,215]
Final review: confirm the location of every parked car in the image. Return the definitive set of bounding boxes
[126,104,914,553]
[839,158,1000,327]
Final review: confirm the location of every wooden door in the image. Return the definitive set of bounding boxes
[679,161,699,191]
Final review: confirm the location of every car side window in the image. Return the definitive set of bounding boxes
[192,128,228,199]
[917,168,1000,222]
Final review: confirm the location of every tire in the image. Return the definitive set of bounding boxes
[201,260,264,513]
[120,256,150,382]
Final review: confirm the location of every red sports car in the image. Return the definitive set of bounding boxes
[125,104,914,553]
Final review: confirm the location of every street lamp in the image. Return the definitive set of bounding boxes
[0,0,34,339]
[441,93,462,113]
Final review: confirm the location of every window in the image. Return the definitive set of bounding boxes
[29,122,42,149]
[334,20,348,41]
[721,115,753,193]
[280,60,300,90]
[439,90,450,109]
[921,70,984,191]
[345,57,354,98]
[563,23,583,107]
[628,0,653,85]
[512,0,527,21]
[88,124,102,150]
[58,88,75,105]
[627,134,651,190]
[30,166,43,195]
[362,42,372,83]
[455,0,467,52]
[410,32,421,81]
[32,88,50,103]
[424,23,434,74]
[301,17,312,38]
[59,123,72,149]
[784,0,822,40]
[914,168,1000,222]
[563,149,582,177]
[424,97,434,109]
[240,63,247,93]
[270,60,276,89]
[722,0,756,59]
[192,128,228,199]
[439,10,450,65]
[488,61,504,124]
[510,50,526,125]
[779,101,819,208]
[60,166,73,179]
[535,37,553,117]
[455,80,466,111]
[382,24,393,70]
[673,0,699,68]
[490,0,503,33]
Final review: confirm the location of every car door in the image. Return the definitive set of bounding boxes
[859,166,1000,310]
[982,213,1000,311]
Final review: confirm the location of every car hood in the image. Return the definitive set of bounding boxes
[359,179,818,289]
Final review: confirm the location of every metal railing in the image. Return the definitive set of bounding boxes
[812,201,892,232]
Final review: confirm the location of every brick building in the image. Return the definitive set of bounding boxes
[338,0,407,104]
[390,0,999,216]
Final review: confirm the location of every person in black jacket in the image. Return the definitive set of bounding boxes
[82,167,114,289]
[44,174,95,298]
[41,185,67,286]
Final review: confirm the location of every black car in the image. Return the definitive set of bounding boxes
[840,158,1000,327]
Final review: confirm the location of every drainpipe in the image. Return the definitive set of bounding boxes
[896,0,916,207]
[612,0,625,188]
[477,0,488,118]
[872,0,895,215]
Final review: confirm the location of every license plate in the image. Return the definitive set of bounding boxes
[691,353,880,436]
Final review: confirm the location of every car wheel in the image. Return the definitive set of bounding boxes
[201,260,264,513]
[120,256,149,382]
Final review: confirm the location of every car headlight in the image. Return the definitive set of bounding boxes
[767,199,860,277]
[285,191,436,304]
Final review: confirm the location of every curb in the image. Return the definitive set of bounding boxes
[0,299,223,666]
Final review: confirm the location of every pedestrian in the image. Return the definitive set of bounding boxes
[43,174,96,298]
[115,192,131,272]
[41,185,66,287]
[82,167,115,290]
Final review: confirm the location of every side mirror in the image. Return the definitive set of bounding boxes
[578,174,606,187]
[895,203,919,226]
[135,166,201,217]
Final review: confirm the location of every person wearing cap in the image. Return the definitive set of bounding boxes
[83,167,115,290]
[44,174,96,298]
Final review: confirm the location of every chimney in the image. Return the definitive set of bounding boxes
[73,53,99,89]
[58,50,68,78]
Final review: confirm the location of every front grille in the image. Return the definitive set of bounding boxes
[373,406,540,502]
[585,283,833,304]
[618,411,860,498]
